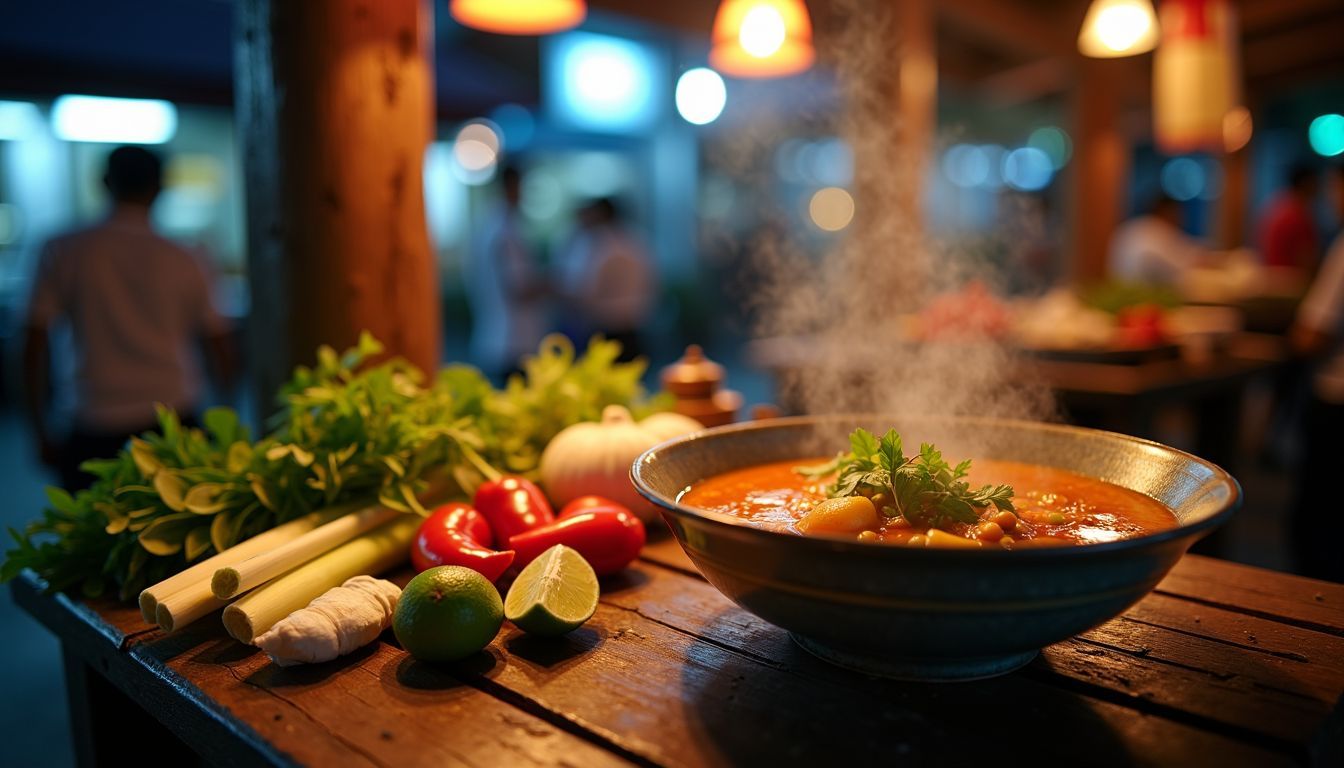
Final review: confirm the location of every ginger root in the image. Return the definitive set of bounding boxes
[254,575,401,666]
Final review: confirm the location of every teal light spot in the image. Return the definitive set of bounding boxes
[1309,114,1344,157]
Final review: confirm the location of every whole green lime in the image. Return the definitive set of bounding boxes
[394,566,503,662]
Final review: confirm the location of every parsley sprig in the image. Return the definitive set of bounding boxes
[800,428,1015,529]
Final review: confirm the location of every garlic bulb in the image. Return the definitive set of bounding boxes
[540,405,702,521]
[637,411,705,443]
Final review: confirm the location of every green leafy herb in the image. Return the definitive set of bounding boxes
[2,333,667,601]
[800,428,1015,529]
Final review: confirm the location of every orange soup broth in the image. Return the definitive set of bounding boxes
[678,458,1178,547]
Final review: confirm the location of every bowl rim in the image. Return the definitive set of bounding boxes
[630,414,1242,560]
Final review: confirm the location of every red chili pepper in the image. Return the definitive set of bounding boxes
[473,476,554,541]
[558,495,623,517]
[411,502,515,582]
[509,498,645,576]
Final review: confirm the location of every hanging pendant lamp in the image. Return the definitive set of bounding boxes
[1077,0,1159,58]
[709,0,814,78]
[450,0,585,36]
[1153,0,1240,154]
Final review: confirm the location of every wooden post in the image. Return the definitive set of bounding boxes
[235,0,440,409]
[1069,56,1131,283]
[1216,147,1249,248]
[896,0,936,235]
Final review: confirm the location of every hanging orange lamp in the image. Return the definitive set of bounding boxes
[1077,0,1159,58]
[450,0,585,35]
[1153,0,1241,154]
[709,0,814,78]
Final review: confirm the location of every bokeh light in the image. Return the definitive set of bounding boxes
[1222,107,1252,153]
[521,169,564,221]
[739,5,787,58]
[1309,114,1344,157]
[0,101,42,141]
[808,186,854,231]
[489,103,535,151]
[452,120,501,185]
[1160,157,1205,201]
[810,138,853,187]
[1027,126,1072,169]
[1002,147,1053,191]
[549,32,660,133]
[675,68,727,125]
[942,144,989,188]
[51,95,177,144]
[1096,3,1152,51]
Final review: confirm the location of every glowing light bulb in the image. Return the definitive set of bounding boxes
[709,0,814,78]
[1096,5,1149,51]
[739,5,786,58]
[1077,0,1158,58]
[675,68,728,125]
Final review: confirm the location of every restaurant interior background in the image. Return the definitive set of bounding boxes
[1,0,1342,764]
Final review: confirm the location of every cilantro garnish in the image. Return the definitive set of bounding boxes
[799,428,1015,529]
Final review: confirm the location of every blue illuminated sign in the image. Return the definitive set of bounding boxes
[545,31,663,134]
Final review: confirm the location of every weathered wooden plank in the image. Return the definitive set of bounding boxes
[456,563,1287,767]
[1158,556,1344,636]
[145,629,633,768]
[603,558,1338,764]
[16,572,634,768]
[638,535,699,576]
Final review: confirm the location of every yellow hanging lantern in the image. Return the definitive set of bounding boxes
[709,0,814,79]
[1153,0,1241,154]
[450,0,585,36]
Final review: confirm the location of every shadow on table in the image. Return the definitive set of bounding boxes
[389,647,500,692]
[597,568,650,595]
[680,607,1138,767]
[503,624,603,671]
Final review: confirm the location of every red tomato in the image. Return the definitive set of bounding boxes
[411,502,515,582]
[509,503,645,576]
[473,477,555,541]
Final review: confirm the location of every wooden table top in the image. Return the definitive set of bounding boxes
[13,537,1344,767]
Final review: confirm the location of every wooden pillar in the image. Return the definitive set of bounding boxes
[896,0,936,235]
[235,0,441,407]
[1069,57,1130,283]
[1216,146,1250,248]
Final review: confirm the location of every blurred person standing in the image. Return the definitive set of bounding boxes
[466,165,547,379]
[24,146,234,490]
[1108,194,1214,286]
[1258,164,1320,272]
[1289,164,1344,582]
[563,198,656,362]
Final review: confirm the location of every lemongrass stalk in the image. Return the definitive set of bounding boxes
[211,505,399,600]
[139,503,358,625]
[222,515,418,645]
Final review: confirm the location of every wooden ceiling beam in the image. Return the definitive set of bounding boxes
[1243,17,1344,78]
[937,0,1079,59]
[1237,0,1343,38]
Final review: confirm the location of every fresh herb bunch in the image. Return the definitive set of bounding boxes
[801,428,1015,529]
[2,333,665,601]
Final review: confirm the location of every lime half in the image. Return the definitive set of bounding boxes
[505,544,599,636]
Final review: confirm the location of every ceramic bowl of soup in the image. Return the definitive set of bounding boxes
[630,415,1239,681]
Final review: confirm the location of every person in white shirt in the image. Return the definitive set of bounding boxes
[466,166,547,380]
[1289,165,1344,582]
[562,198,656,362]
[1108,195,1213,286]
[24,146,234,489]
